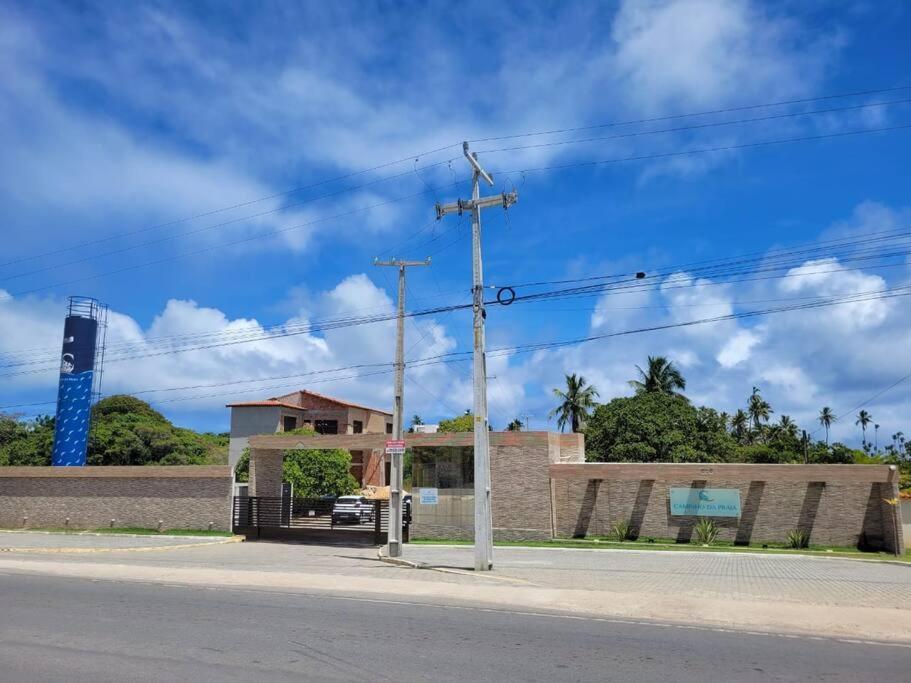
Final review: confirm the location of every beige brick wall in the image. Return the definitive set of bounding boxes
[552,474,904,553]
[249,450,283,497]
[0,466,233,531]
[411,433,556,541]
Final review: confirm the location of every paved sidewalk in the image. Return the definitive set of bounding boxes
[0,530,238,552]
[401,544,911,609]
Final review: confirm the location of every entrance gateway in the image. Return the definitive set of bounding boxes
[233,432,421,544]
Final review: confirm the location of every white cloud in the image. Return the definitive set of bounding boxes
[497,201,911,445]
[610,0,835,114]
[717,329,760,368]
[0,276,464,422]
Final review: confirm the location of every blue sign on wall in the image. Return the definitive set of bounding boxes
[669,488,741,517]
[51,315,98,467]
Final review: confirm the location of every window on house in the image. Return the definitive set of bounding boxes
[353,420,363,434]
[282,416,297,432]
[315,420,338,435]
[386,423,393,434]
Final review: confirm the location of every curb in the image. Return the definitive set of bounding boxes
[376,549,535,584]
[0,536,244,555]
[408,542,910,565]
[376,549,425,569]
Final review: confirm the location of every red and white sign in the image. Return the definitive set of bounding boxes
[385,440,406,455]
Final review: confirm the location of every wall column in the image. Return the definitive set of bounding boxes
[249,448,283,497]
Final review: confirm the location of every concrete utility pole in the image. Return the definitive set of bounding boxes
[436,142,518,571]
[374,257,430,558]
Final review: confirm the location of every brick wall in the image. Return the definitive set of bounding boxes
[551,463,904,553]
[0,466,233,531]
[249,450,283,497]
[410,433,572,541]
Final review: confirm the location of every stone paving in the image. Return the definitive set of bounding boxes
[402,544,911,608]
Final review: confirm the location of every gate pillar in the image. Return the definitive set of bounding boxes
[249,448,283,497]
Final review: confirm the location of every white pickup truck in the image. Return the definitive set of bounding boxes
[331,496,375,524]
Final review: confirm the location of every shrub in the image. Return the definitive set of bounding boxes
[786,529,810,549]
[694,517,719,545]
[610,519,633,542]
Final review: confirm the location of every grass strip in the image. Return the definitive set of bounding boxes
[410,537,910,561]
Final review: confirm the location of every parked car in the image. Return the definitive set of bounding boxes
[331,496,374,524]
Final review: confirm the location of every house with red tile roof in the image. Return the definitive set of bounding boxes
[227,390,393,487]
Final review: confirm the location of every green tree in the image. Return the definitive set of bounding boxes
[778,415,799,439]
[505,418,523,432]
[585,392,736,463]
[628,356,686,396]
[549,373,598,433]
[746,386,772,437]
[408,414,423,433]
[438,413,474,433]
[282,449,358,498]
[855,410,873,448]
[233,445,358,498]
[818,406,837,446]
[730,409,749,444]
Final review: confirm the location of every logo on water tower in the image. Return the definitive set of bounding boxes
[60,353,76,374]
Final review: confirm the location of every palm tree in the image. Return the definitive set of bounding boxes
[505,418,523,432]
[628,356,686,396]
[819,407,837,446]
[778,415,799,440]
[855,410,872,448]
[874,424,880,451]
[747,386,773,434]
[549,373,599,433]
[730,409,749,444]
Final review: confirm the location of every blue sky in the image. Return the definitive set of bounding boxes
[1,0,910,446]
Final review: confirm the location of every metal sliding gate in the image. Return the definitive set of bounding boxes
[233,496,405,545]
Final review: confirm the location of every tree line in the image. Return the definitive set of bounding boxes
[0,396,228,467]
[546,356,911,473]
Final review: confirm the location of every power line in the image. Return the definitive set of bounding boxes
[5,285,907,413]
[497,123,911,176]
[808,372,911,437]
[468,85,911,143]
[475,97,911,156]
[0,143,462,271]
[3,225,909,372]
[0,168,468,286]
[0,181,463,302]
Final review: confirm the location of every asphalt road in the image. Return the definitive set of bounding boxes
[0,572,906,682]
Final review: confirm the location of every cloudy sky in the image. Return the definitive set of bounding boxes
[1,0,910,446]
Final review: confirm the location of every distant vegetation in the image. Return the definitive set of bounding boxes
[234,427,358,498]
[0,395,228,467]
[549,357,911,492]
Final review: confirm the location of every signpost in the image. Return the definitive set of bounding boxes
[385,440,406,456]
[419,488,439,505]
[669,488,741,517]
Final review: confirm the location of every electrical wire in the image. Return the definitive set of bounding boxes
[5,285,908,413]
[475,98,911,156]
[496,123,911,176]
[0,143,462,270]
[468,85,911,143]
[3,224,910,372]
